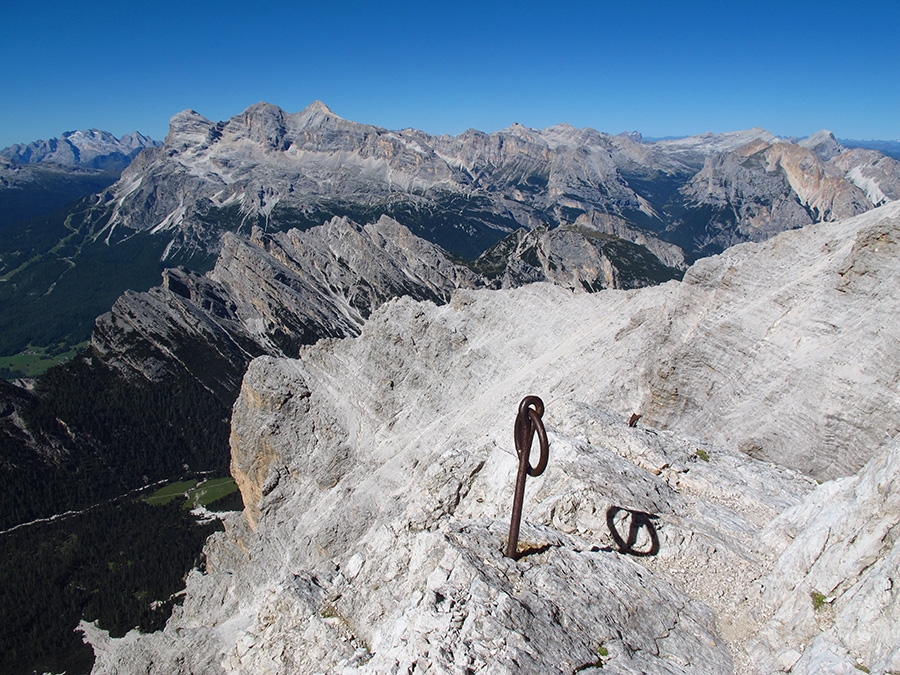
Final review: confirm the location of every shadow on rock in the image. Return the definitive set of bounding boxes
[606,506,660,557]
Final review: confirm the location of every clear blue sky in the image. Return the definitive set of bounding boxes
[1,0,898,148]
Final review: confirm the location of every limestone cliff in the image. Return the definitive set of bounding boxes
[678,136,889,255]
[91,212,685,400]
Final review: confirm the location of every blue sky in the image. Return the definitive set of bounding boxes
[1,0,898,148]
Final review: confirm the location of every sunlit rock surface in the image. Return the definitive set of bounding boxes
[86,201,900,674]
[96,103,900,264]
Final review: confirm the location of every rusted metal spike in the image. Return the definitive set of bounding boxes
[506,395,549,559]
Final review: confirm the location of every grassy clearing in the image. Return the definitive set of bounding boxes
[143,480,199,506]
[184,477,239,508]
[0,342,88,379]
[143,477,239,509]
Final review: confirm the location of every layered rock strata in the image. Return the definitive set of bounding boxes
[91,215,481,394]
[94,102,900,264]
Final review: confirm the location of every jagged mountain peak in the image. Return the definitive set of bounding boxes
[799,129,844,160]
[291,99,351,133]
[496,120,545,142]
[301,99,339,117]
[60,128,117,143]
[234,101,288,126]
[165,109,216,148]
[167,108,214,128]
[541,122,610,148]
[802,128,837,143]
[118,131,156,149]
[225,102,292,150]
[617,130,644,143]
[164,102,351,156]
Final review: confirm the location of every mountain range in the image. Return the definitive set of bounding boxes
[2,103,900,674]
[4,101,900,363]
[4,100,900,524]
[80,102,900,263]
[0,129,158,169]
[0,129,159,231]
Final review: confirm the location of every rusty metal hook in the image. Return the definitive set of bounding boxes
[506,395,549,559]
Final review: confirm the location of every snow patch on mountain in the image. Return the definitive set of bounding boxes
[846,165,889,205]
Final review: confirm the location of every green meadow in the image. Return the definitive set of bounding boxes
[143,477,240,509]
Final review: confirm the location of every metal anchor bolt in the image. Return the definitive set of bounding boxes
[505,395,549,559]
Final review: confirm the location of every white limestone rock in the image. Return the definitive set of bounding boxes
[86,201,900,674]
[748,437,900,674]
[91,214,481,391]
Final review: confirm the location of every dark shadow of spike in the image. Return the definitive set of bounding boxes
[606,506,661,557]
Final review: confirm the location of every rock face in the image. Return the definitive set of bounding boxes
[85,201,900,673]
[93,102,900,265]
[472,221,683,291]
[92,210,685,400]
[678,136,881,255]
[92,215,481,395]
[750,437,900,674]
[638,201,900,479]
[0,378,89,466]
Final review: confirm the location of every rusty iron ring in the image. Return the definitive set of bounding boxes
[515,395,549,477]
[506,395,549,559]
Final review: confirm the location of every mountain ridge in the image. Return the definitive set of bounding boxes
[4,101,900,362]
[0,129,159,169]
[93,101,900,264]
[83,200,900,674]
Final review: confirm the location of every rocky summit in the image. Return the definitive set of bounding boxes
[83,202,900,673]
